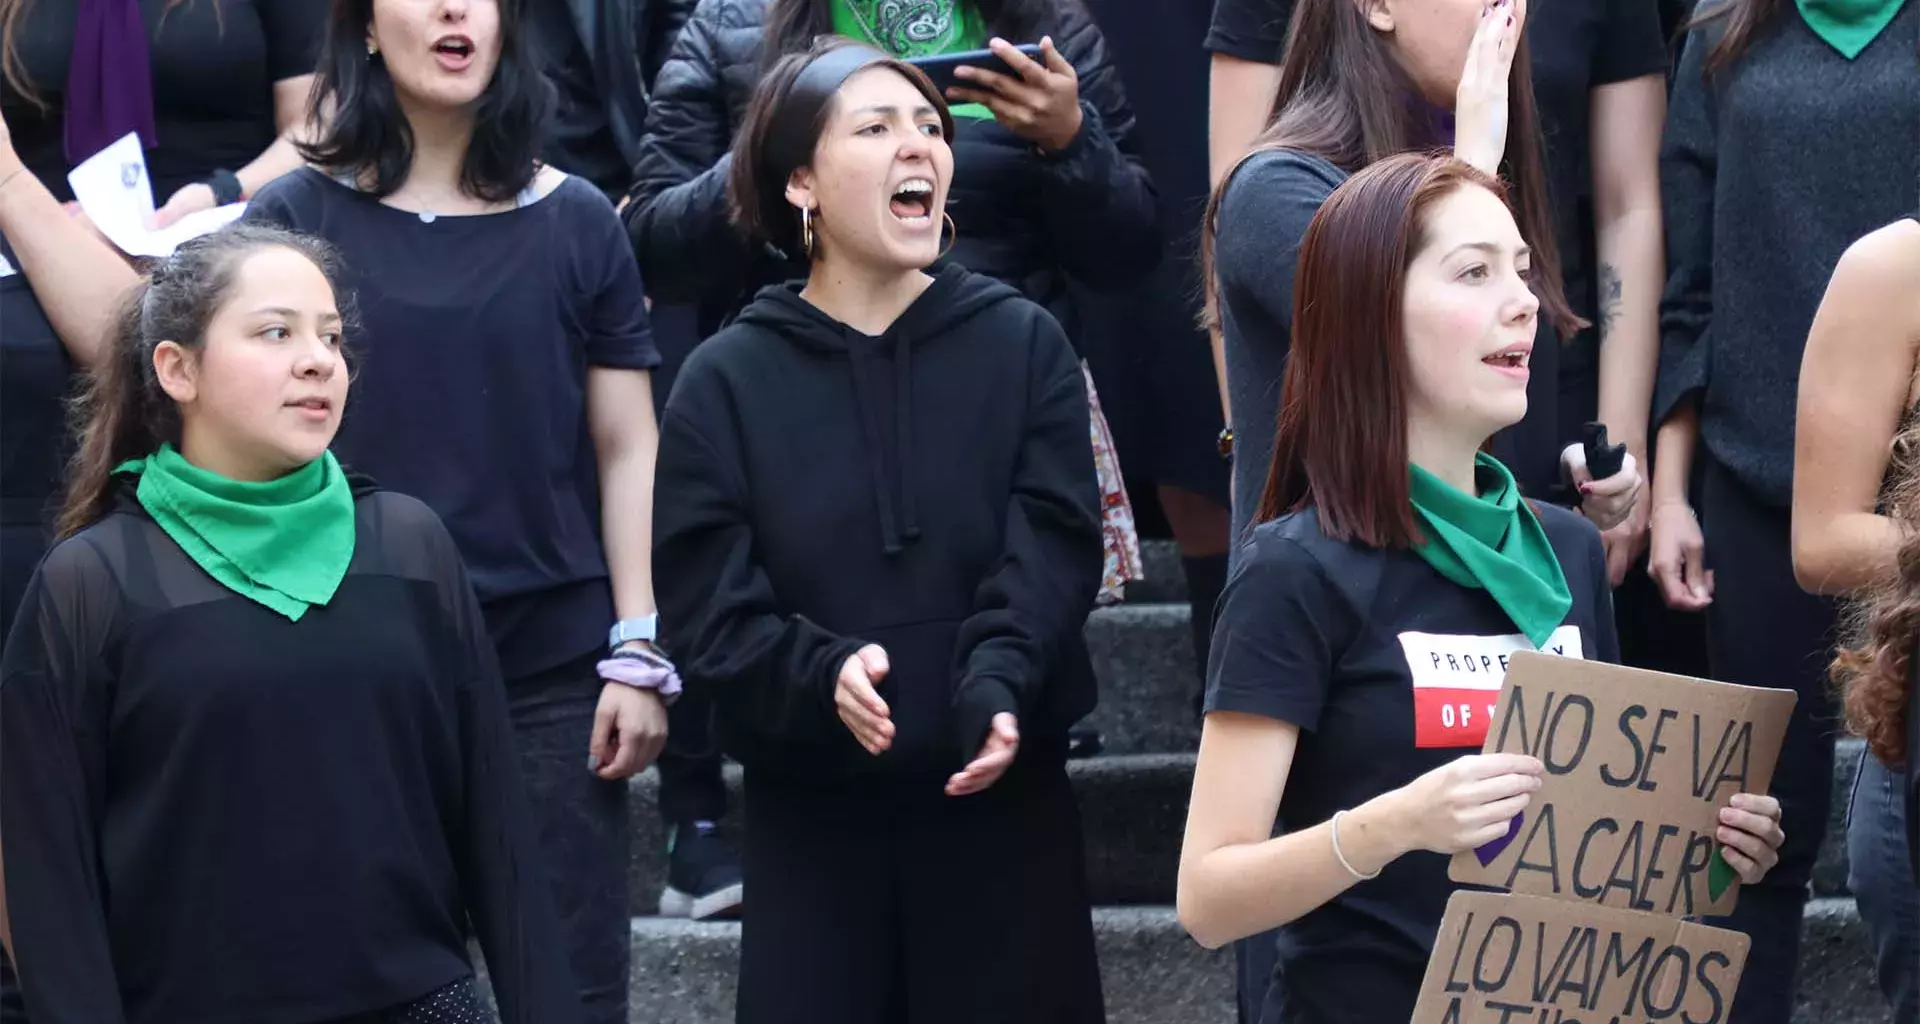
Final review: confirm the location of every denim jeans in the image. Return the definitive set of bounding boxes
[1848,753,1920,1022]
[507,654,632,1024]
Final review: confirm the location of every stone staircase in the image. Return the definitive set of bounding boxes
[616,541,1894,1024]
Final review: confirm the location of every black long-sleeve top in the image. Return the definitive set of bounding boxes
[622,0,1161,339]
[0,482,579,1024]
[1655,3,1919,506]
[651,266,1104,784]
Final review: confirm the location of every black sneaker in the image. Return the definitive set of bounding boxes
[659,821,744,920]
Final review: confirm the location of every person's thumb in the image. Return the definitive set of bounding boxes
[858,644,890,681]
[1561,443,1594,488]
[992,713,1019,744]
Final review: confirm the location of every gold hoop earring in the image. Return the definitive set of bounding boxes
[800,207,815,257]
[938,212,957,261]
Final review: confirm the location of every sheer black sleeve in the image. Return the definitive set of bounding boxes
[0,537,128,1023]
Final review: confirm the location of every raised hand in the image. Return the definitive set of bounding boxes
[1453,0,1521,175]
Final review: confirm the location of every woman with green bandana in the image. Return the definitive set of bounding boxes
[1646,0,1917,1015]
[0,224,579,1024]
[1174,155,1788,1024]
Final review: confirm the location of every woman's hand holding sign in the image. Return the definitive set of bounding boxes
[1384,753,1545,857]
[1716,792,1785,883]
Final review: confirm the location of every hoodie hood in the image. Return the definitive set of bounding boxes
[731,264,1032,555]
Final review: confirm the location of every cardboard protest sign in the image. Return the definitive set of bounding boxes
[1410,890,1751,1024]
[1447,653,1795,918]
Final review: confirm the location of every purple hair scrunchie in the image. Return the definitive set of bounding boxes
[597,653,684,706]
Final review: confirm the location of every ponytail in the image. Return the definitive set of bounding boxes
[57,283,177,538]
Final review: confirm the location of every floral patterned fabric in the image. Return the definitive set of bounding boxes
[1082,362,1142,606]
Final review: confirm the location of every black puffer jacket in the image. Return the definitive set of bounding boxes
[623,0,1161,340]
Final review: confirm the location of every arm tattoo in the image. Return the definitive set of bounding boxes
[1597,263,1624,340]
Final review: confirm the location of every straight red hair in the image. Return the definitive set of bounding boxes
[1256,154,1509,547]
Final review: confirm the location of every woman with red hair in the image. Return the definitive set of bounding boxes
[1176,153,1787,1024]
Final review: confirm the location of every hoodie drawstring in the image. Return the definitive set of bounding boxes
[847,340,907,555]
[893,332,921,544]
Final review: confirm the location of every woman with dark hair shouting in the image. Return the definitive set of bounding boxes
[1176,154,1787,1024]
[625,0,1157,344]
[1646,0,1917,1015]
[244,1,670,1021]
[651,40,1106,1024]
[0,224,578,1024]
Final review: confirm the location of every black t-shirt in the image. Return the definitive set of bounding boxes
[245,169,660,680]
[2,0,325,204]
[1205,500,1619,1024]
[529,2,627,197]
[1202,0,1670,439]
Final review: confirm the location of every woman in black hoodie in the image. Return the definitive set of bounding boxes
[651,40,1106,1024]
[624,0,1158,342]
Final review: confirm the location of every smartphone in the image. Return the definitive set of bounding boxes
[906,44,1044,96]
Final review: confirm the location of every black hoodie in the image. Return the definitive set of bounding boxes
[652,265,1103,786]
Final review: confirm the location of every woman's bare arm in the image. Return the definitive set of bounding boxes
[1791,220,1920,595]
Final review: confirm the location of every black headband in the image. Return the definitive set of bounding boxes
[763,44,893,179]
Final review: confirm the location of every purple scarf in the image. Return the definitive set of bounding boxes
[63,0,158,164]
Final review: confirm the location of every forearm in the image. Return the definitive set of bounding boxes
[1794,513,1904,595]
[1652,404,1699,507]
[1595,206,1663,463]
[235,135,306,199]
[0,160,135,367]
[1180,793,1410,949]
[599,445,660,621]
[1208,54,1281,188]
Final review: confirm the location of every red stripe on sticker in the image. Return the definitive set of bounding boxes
[1414,688,1504,748]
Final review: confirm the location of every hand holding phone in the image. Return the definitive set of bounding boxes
[936,36,1085,153]
[906,43,1041,95]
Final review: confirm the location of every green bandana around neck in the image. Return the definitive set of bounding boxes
[833,0,997,121]
[1408,453,1573,648]
[115,444,357,621]
[1796,0,1908,57]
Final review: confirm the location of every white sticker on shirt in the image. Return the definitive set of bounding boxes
[1397,625,1584,749]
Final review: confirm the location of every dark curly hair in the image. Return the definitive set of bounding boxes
[1829,422,1920,767]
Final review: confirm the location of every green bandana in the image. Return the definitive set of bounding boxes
[1408,453,1572,648]
[1796,0,1908,57]
[115,444,356,621]
[833,0,996,121]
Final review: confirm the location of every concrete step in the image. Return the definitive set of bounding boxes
[612,899,1887,1024]
[623,906,1231,1024]
[1120,539,1188,605]
[629,753,1191,913]
[1082,603,1203,756]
